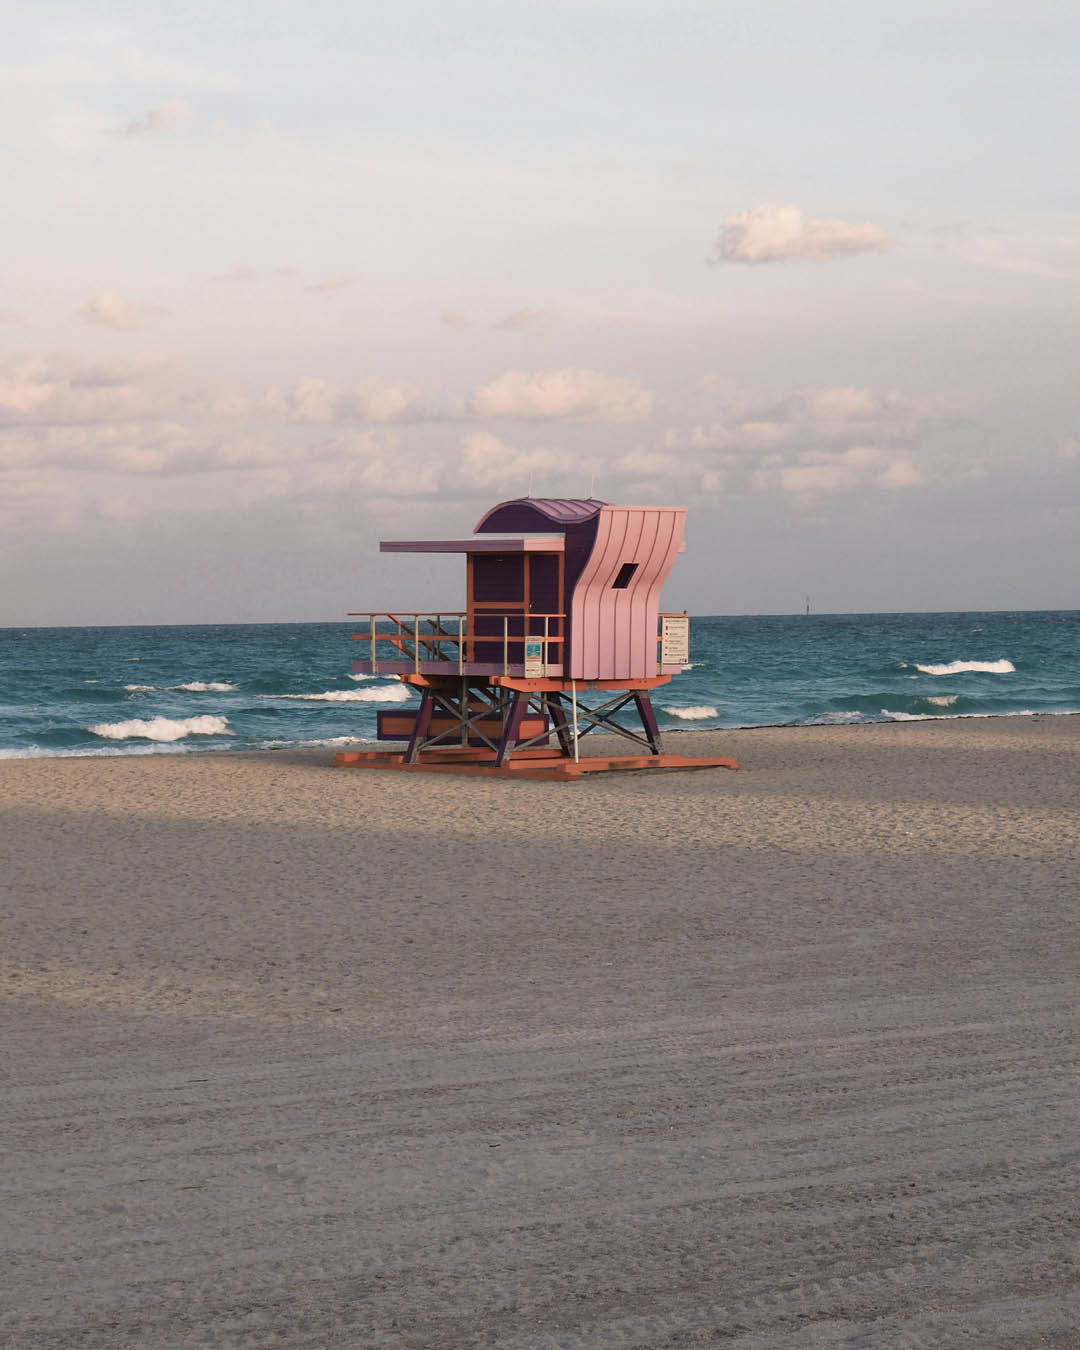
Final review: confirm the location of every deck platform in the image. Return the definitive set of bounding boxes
[334,746,739,781]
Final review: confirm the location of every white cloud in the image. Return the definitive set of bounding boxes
[77,293,162,332]
[459,431,581,491]
[122,100,191,137]
[930,223,1077,281]
[876,457,925,489]
[712,204,890,263]
[0,355,435,434]
[494,307,551,332]
[303,277,355,293]
[213,264,261,282]
[470,368,655,423]
[271,376,425,424]
[0,356,183,423]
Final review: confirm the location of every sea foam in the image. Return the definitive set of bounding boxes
[663,705,719,720]
[171,681,237,692]
[914,659,1015,676]
[88,714,233,742]
[267,686,413,703]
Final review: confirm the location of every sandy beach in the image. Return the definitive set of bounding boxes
[2,716,1079,1347]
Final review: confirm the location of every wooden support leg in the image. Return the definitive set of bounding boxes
[405,690,434,763]
[547,692,574,757]
[633,693,663,755]
[494,691,526,767]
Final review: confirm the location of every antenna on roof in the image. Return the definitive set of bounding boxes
[590,474,596,498]
[528,471,534,498]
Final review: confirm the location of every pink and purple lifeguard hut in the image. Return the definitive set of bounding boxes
[335,497,737,779]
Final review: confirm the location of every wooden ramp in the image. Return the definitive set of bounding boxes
[334,747,738,781]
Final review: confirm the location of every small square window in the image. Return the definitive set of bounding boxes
[612,562,638,589]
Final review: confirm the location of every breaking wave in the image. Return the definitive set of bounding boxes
[349,672,400,682]
[124,684,156,692]
[914,659,1015,676]
[881,708,1035,723]
[663,705,719,721]
[925,694,959,707]
[266,686,413,703]
[87,715,234,742]
[171,681,237,692]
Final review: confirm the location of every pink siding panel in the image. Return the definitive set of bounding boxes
[569,506,686,679]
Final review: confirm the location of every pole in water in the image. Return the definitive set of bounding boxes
[805,595,811,616]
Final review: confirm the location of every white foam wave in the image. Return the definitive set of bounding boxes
[925,694,959,707]
[881,708,1035,723]
[663,705,719,721]
[88,714,233,742]
[349,672,400,682]
[124,684,156,692]
[171,681,237,692]
[680,662,706,670]
[914,659,1015,676]
[821,710,863,722]
[0,743,191,759]
[266,686,414,703]
[261,735,376,749]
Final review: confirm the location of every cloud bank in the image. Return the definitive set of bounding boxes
[122,100,191,137]
[713,204,890,263]
[470,368,655,423]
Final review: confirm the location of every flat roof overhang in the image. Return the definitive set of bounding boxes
[380,537,565,554]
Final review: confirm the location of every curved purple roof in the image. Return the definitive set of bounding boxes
[474,497,607,534]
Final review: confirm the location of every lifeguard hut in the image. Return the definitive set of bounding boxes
[334,498,737,779]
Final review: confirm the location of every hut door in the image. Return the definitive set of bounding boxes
[469,553,526,664]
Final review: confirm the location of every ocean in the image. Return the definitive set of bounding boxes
[1,611,1078,759]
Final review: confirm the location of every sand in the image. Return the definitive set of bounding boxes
[2,716,1079,1348]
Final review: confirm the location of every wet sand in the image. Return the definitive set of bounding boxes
[3,716,1079,1347]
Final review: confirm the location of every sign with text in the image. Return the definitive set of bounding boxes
[524,637,545,678]
[660,614,690,666]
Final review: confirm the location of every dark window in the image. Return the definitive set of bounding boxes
[612,562,638,589]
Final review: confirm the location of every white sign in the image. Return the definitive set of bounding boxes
[660,614,690,666]
[524,637,545,678]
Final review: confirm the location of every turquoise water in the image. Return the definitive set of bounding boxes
[1,611,1078,758]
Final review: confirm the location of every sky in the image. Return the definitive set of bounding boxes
[2,0,1079,623]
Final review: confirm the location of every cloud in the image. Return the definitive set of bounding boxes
[213,264,261,282]
[1057,437,1079,461]
[470,368,655,423]
[459,432,581,491]
[212,263,300,282]
[303,277,355,293]
[712,204,890,263]
[122,100,191,137]
[494,307,551,332]
[269,377,426,424]
[930,223,1076,281]
[0,356,185,424]
[0,356,426,440]
[77,293,162,332]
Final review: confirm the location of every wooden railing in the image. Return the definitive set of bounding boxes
[348,611,565,676]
